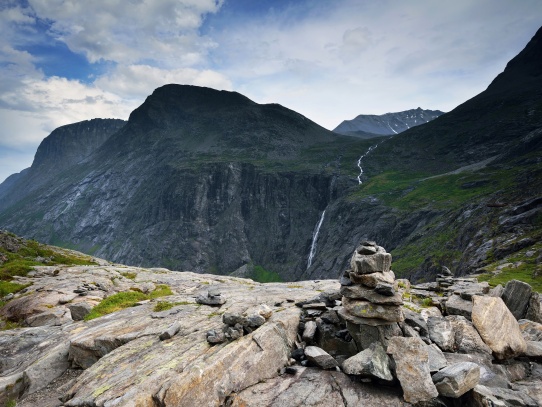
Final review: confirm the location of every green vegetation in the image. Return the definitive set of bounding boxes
[153,300,195,312]
[120,271,137,280]
[85,284,174,320]
[0,234,96,298]
[477,242,542,292]
[250,265,283,283]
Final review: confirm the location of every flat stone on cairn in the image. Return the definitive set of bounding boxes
[339,241,404,349]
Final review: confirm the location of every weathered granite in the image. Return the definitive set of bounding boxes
[471,296,527,360]
[342,297,403,322]
[431,362,480,398]
[387,336,438,404]
[341,342,393,381]
[501,279,532,320]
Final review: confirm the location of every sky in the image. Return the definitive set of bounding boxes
[0,0,541,183]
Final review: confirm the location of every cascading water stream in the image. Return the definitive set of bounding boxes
[356,143,379,184]
[306,210,326,270]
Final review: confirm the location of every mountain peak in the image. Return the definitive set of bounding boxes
[333,108,444,138]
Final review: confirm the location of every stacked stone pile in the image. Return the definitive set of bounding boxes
[338,241,404,350]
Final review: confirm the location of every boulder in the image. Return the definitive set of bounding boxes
[501,280,532,319]
[445,295,472,320]
[427,317,455,352]
[340,285,403,305]
[304,346,338,370]
[69,302,92,321]
[447,315,492,355]
[341,342,393,381]
[26,308,72,327]
[349,270,395,287]
[342,297,403,322]
[442,352,509,389]
[488,284,504,298]
[471,296,527,359]
[387,336,439,404]
[431,362,480,398]
[403,308,429,337]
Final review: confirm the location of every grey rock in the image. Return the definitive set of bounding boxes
[427,317,455,352]
[524,341,542,360]
[488,284,504,297]
[471,384,539,407]
[442,352,509,389]
[342,342,393,381]
[206,329,226,344]
[68,302,92,321]
[349,270,395,288]
[26,308,72,327]
[347,320,402,351]
[472,295,527,360]
[160,321,182,341]
[426,344,447,373]
[374,283,395,296]
[432,362,480,398]
[304,346,338,370]
[525,292,542,323]
[447,315,492,355]
[340,285,402,305]
[224,324,244,340]
[403,308,429,337]
[502,279,532,320]
[445,295,472,320]
[339,271,353,286]
[441,266,453,276]
[342,297,403,322]
[350,245,392,275]
[227,367,408,406]
[302,302,327,310]
[387,336,439,404]
[518,319,542,341]
[302,320,317,342]
[196,291,226,306]
[337,306,398,327]
[223,312,245,326]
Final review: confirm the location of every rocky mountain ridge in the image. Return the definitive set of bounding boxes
[333,107,444,138]
[0,235,541,406]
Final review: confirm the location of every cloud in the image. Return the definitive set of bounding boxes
[27,0,223,66]
[95,64,232,100]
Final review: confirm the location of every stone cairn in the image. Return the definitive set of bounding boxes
[338,240,404,351]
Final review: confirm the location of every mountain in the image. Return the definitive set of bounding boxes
[333,108,444,138]
[0,27,541,286]
[0,86,365,279]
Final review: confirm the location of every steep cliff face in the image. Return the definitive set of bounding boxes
[0,119,126,211]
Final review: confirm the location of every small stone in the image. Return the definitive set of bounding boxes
[302,320,317,342]
[160,321,182,340]
[340,285,402,305]
[339,272,353,286]
[206,329,226,344]
[432,362,480,398]
[357,245,377,255]
[441,266,453,276]
[284,366,297,375]
[302,302,327,310]
[196,292,226,306]
[223,312,245,326]
[246,313,266,328]
[291,348,305,361]
[304,346,338,369]
[350,248,392,275]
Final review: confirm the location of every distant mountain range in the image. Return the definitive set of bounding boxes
[333,108,444,138]
[0,26,541,284]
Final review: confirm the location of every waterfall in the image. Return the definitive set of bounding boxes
[356,143,379,184]
[307,210,326,270]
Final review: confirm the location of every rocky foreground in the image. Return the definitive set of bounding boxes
[1,243,542,407]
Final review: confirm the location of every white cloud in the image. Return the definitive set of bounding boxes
[95,64,232,100]
[27,0,223,66]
